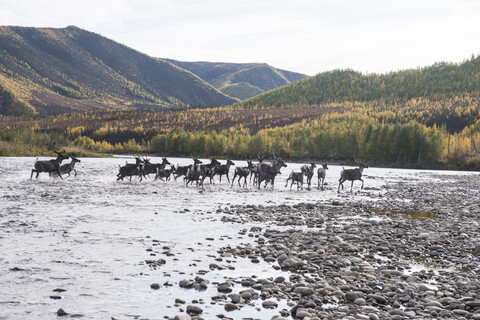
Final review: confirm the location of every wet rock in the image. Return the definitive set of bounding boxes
[345,291,364,302]
[186,305,203,315]
[179,280,194,289]
[228,293,242,304]
[262,300,278,309]
[466,300,480,309]
[281,257,305,269]
[293,286,314,296]
[57,308,68,316]
[366,294,387,304]
[295,309,312,319]
[217,283,233,293]
[240,291,252,300]
[173,315,191,320]
[150,283,160,290]
[224,303,239,311]
[418,283,438,292]
[427,300,443,308]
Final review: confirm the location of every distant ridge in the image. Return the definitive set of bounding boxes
[164,59,308,100]
[0,26,238,115]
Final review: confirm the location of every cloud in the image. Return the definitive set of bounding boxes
[1,0,479,75]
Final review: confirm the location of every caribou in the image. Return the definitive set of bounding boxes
[185,158,221,187]
[31,149,69,180]
[212,159,235,183]
[257,157,287,188]
[155,164,176,181]
[338,160,368,192]
[142,157,171,178]
[174,158,202,180]
[249,155,264,184]
[117,156,144,181]
[231,160,254,188]
[58,156,81,177]
[285,171,304,190]
[317,163,329,190]
[300,162,316,190]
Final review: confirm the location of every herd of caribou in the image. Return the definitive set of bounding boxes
[29,147,369,192]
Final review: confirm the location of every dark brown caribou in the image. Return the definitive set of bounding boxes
[338,160,368,192]
[212,159,235,183]
[155,164,176,181]
[117,156,144,181]
[231,160,254,188]
[31,149,69,180]
[185,158,221,187]
[142,157,171,178]
[257,157,287,189]
[174,158,202,180]
[58,156,81,177]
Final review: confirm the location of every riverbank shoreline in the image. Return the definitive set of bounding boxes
[168,173,480,319]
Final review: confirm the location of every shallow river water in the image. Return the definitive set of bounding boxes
[0,156,473,319]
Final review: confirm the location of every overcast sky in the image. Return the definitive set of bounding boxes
[1,0,479,76]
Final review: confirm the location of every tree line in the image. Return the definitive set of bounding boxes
[3,114,480,169]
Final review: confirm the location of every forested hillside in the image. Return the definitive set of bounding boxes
[242,57,480,107]
[0,26,237,116]
[165,59,307,100]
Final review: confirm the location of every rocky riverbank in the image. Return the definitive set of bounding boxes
[169,174,480,319]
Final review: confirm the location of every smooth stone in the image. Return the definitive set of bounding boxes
[366,294,387,304]
[179,280,194,288]
[418,283,438,292]
[217,284,232,293]
[345,291,364,302]
[224,303,239,311]
[368,313,379,320]
[466,301,480,308]
[186,305,203,315]
[427,300,444,308]
[262,300,278,309]
[240,291,252,300]
[173,315,191,320]
[295,310,312,319]
[229,293,242,303]
[57,308,68,316]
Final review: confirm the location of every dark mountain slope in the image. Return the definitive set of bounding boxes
[164,59,308,100]
[0,26,237,115]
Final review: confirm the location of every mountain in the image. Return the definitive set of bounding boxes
[0,26,237,116]
[240,57,480,108]
[164,59,308,100]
